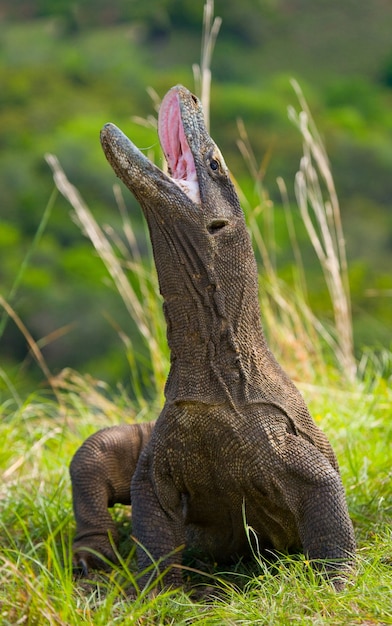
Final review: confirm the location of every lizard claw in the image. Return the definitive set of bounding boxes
[73,556,89,578]
[72,544,116,578]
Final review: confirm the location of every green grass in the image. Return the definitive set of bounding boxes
[0,365,391,624]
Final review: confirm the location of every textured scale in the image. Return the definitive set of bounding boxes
[70,85,355,592]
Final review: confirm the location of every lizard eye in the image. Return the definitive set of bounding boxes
[206,147,226,176]
[207,219,228,234]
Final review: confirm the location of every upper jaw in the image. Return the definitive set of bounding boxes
[100,121,197,212]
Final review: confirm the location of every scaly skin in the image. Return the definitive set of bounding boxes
[70,85,355,591]
[70,422,155,573]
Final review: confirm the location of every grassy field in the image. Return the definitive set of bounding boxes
[0,352,391,624]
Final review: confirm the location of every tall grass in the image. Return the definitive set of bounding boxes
[46,153,168,407]
[192,0,222,132]
[235,89,357,383]
[289,80,356,381]
[46,10,355,387]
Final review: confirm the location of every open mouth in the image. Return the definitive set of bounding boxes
[158,88,201,205]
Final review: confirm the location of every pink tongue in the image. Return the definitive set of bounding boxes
[158,90,197,184]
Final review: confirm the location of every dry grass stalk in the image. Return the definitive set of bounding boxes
[45,153,167,396]
[0,295,52,383]
[0,294,66,406]
[289,80,356,381]
[236,118,276,279]
[235,119,330,379]
[192,0,222,131]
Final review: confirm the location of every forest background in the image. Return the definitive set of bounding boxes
[1,0,392,394]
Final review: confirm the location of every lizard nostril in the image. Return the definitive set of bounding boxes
[207,219,228,234]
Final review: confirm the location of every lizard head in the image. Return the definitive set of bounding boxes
[100,85,256,292]
[100,84,245,229]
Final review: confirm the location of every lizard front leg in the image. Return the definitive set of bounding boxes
[69,421,155,574]
[277,432,356,588]
[130,450,186,591]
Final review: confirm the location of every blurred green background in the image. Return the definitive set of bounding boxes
[1,0,391,392]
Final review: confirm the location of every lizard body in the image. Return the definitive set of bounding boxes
[70,85,355,590]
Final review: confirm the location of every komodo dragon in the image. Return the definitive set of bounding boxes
[70,85,355,592]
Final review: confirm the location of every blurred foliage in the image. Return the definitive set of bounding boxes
[0,0,391,392]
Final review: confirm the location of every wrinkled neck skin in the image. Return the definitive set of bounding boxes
[100,85,281,407]
[154,211,270,406]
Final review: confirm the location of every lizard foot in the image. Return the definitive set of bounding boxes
[72,544,118,577]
